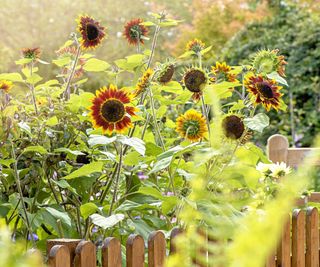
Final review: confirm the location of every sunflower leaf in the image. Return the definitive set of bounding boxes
[83,58,110,72]
[244,113,270,133]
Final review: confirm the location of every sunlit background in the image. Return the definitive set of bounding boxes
[1,0,319,147]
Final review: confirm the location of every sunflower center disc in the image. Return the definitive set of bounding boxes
[185,70,206,92]
[101,99,125,123]
[130,25,142,39]
[223,115,244,139]
[257,82,274,99]
[86,23,99,41]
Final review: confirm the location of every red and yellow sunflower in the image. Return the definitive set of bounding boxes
[211,62,238,83]
[77,15,106,50]
[0,80,13,93]
[123,18,148,46]
[176,109,208,142]
[245,75,283,111]
[21,47,41,60]
[89,85,138,135]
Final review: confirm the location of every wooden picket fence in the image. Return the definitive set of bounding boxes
[47,229,181,267]
[45,134,320,267]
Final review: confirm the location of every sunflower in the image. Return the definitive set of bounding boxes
[211,62,238,83]
[134,69,153,97]
[186,38,205,53]
[21,47,41,60]
[182,68,207,101]
[123,18,148,46]
[222,115,245,140]
[157,63,175,84]
[0,80,13,93]
[77,15,106,50]
[245,75,283,111]
[176,109,208,142]
[252,49,287,77]
[89,85,138,135]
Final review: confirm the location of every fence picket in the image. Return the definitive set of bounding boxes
[126,234,145,267]
[48,245,70,267]
[47,239,81,267]
[306,207,319,267]
[148,231,166,267]
[170,228,183,254]
[102,237,122,267]
[74,240,96,267]
[292,209,305,267]
[276,215,291,267]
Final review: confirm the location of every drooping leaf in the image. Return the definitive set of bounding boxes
[23,146,48,155]
[43,207,71,227]
[88,135,117,147]
[63,161,104,180]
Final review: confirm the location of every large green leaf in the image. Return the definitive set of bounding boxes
[0,73,24,82]
[88,135,117,147]
[23,146,48,155]
[63,161,104,180]
[83,58,110,72]
[244,113,270,133]
[117,136,145,156]
[90,213,125,229]
[43,207,71,227]
[80,203,99,219]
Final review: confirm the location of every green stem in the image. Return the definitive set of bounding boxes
[148,87,166,150]
[108,144,123,216]
[29,63,39,115]
[64,42,81,100]
[11,144,35,246]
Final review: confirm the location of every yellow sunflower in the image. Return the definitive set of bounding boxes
[182,68,207,102]
[0,80,13,93]
[245,75,283,111]
[186,38,205,53]
[89,85,138,135]
[77,15,106,50]
[222,115,245,140]
[211,62,238,83]
[176,109,208,142]
[134,69,153,97]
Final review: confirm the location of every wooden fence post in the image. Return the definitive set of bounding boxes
[306,207,319,267]
[74,240,96,267]
[48,245,70,267]
[102,237,122,267]
[276,215,291,267]
[267,134,289,163]
[148,231,166,267]
[292,209,305,267]
[126,234,145,267]
[47,239,81,267]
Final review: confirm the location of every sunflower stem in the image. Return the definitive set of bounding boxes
[64,42,81,101]
[10,143,35,246]
[201,95,211,137]
[29,63,39,115]
[148,87,166,151]
[108,143,123,216]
